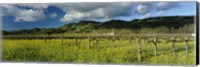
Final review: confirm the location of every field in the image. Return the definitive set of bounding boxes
[2,35,196,65]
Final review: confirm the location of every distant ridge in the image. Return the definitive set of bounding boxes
[3,15,194,34]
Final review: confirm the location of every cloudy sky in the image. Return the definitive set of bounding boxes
[0,1,196,31]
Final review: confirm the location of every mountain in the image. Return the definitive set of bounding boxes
[3,16,195,34]
[59,15,194,31]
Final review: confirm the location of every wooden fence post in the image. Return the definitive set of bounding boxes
[153,35,158,63]
[48,36,51,42]
[121,36,124,45]
[129,34,132,45]
[112,36,115,54]
[172,36,176,55]
[183,36,189,64]
[44,36,47,42]
[75,38,78,46]
[185,36,189,56]
[88,36,91,49]
[96,39,99,49]
[79,39,82,46]
[61,36,63,45]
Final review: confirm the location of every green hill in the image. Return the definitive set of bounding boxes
[3,15,194,35]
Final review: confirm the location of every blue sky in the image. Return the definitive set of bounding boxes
[0,1,196,31]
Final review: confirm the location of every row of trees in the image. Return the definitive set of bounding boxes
[137,24,194,34]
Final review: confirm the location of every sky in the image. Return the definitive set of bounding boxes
[0,1,196,31]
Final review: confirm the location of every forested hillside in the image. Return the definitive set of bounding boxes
[3,16,194,35]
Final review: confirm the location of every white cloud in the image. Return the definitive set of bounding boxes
[90,8,106,18]
[0,6,3,17]
[56,2,181,22]
[60,10,88,22]
[155,2,179,17]
[0,12,1,17]
[15,4,49,10]
[1,2,181,23]
[156,11,164,16]
[136,4,149,14]
[1,5,19,16]
[14,10,45,22]
[157,2,179,11]
[140,13,151,19]
[53,3,110,12]
[1,4,46,22]
[2,3,135,22]
[58,2,134,22]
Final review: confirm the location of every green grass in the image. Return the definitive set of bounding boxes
[2,37,196,65]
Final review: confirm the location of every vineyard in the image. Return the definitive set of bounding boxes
[2,34,196,65]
